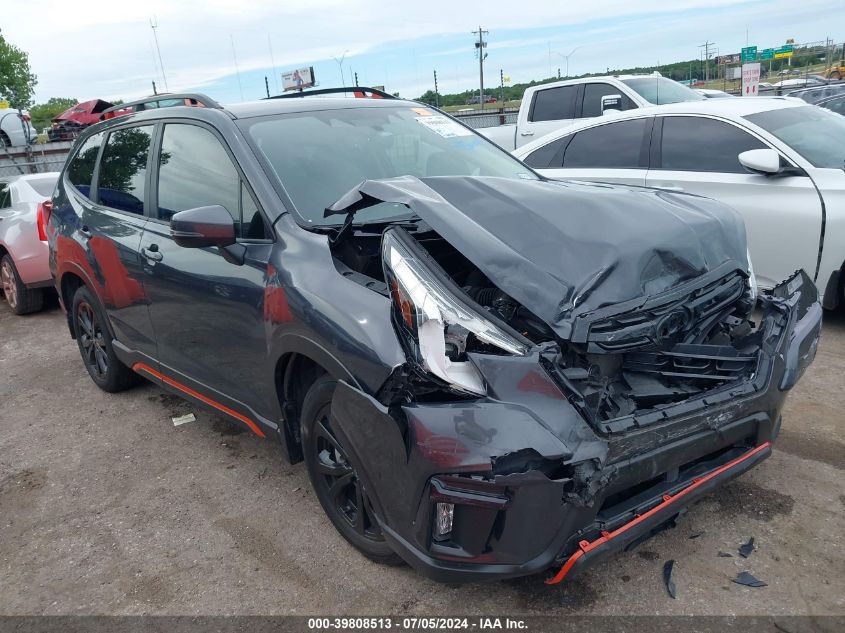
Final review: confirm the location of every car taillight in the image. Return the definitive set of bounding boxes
[20,113,31,122]
[37,200,53,241]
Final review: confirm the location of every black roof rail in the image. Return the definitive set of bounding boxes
[100,93,223,119]
[266,87,397,100]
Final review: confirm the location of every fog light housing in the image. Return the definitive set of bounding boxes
[434,502,454,539]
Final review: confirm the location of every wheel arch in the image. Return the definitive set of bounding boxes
[272,335,361,464]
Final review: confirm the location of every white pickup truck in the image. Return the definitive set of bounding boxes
[479,74,706,151]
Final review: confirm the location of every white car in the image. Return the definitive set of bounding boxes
[0,109,37,147]
[0,172,59,314]
[513,97,845,309]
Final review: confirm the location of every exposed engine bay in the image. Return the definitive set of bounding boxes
[332,223,761,435]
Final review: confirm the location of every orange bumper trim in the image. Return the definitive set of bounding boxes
[133,362,266,438]
[546,441,771,585]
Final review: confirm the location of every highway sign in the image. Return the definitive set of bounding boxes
[774,44,794,59]
[741,46,757,62]
[760,48,774,60]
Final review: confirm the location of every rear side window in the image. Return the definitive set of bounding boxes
[581,83,636,118]
[561,119,648,168]
[523,136,571,169]
[66,132,104,197]
[660,116,766,173]
[530,86,578,122]
[157,123,267,238]
[97,126,153,214]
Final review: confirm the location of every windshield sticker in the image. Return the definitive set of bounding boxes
[415,115,473,138]
[411,107,434,116]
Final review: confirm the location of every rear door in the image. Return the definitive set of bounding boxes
[646,115,822,289]
[526,117,652,186]
[139,121,274,416]
[516,84,579,147]
[78,125,157,358]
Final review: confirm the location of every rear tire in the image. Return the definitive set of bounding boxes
[1,255,43,315]
[301,374,403,566]
[71,285,136,392]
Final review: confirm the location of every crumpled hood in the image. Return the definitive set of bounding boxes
[327,176,749,340]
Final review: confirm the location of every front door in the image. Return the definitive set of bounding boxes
[139,121,275,417]
[646,115,822,289]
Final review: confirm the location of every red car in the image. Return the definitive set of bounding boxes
[49,99,115,141]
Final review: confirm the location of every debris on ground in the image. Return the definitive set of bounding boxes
[689,530,705,539]
[739,537,756,558]
[718,551,734,557]
[732,571,767,587]
[663,560,677,599]
[172,413,196,426]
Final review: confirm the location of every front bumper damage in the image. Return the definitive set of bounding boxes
[329,270,821,583]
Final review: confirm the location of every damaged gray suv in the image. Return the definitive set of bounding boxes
[48,89,822,584]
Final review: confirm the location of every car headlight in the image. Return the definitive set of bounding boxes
[382,228,529,396]
[747,249,758,304]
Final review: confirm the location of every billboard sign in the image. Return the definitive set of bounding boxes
[717,53,741,65]
[282,67,316,91]
[742,63,761,96]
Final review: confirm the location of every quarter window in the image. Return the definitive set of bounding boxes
[97,126,153,214]
[660,116,766,173]
[530,86,578,122]
[581,83,635,118]
[560,119,648,168]
[523,136,571,169]
[66,132,105,198]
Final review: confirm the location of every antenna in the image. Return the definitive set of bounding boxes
[268,35,279,94]
[230,34,245,101]
[150,16,168,92]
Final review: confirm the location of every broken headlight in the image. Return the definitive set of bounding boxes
[382,228,529,396]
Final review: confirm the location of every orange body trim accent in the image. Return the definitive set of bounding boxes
[545,441,771,585]
[133,362,266,438]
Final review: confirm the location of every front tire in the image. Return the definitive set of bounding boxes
[1,255,43,315]
[301,375,403,566]
[71,285,136,392]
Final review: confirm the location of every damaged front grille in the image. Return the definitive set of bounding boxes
[575,270,748,352]
[547,268,762,434]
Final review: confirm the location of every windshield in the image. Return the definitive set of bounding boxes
[242,105,536,225]
[745,106,845,169]
[622,77,705,105]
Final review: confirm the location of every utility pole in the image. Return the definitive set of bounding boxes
[150,16,168,92]
[472,26,488,110]
[699,41,715,82]
[354,72,359,87]
[499,69,504,103]
[433,70,439,107]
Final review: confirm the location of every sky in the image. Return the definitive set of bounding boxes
[4,0,843,105]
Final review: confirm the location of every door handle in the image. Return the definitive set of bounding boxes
[141,246,163,262]
[79,225,92,238]
[520,131,535,137]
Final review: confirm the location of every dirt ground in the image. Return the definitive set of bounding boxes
[0,297,843,616]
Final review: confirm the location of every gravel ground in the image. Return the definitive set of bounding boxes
[0,297,843,616]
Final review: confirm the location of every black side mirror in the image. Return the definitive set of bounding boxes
[170,205,236,248]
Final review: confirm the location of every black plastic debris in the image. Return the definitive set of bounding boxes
[739,537,756,558]
[663,560,677,599]
[718,551,734,557]
[732,571,767,587]
[689,530,705,539]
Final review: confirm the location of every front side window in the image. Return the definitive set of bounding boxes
[66,132,105,197]
[157,124,239,223]
[745,105,845,169]
[561,119,648,168]
[97,126,153,214]
[242,105,536,226]
[621,77,705,105]
[821,96,845,117]
[530,86,578,122]
[660,117,765,173]
[581,83,635,118]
